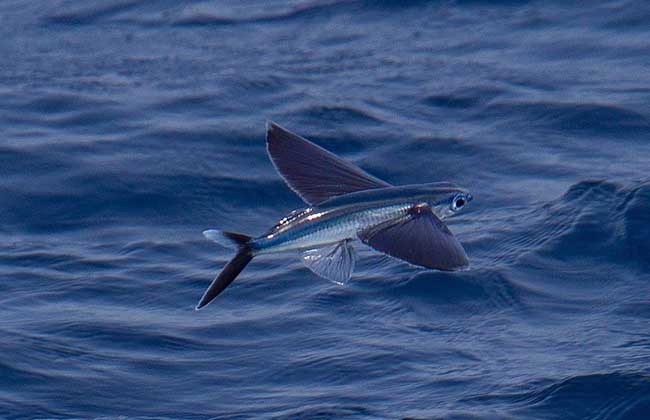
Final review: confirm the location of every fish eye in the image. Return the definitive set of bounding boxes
[451,195,466,212]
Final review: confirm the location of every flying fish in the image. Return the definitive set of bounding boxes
[197,123,472,309]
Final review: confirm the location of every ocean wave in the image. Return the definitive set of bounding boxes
[297,104,382,125]
[45,0,145,25]
[270,405,378,419]
[172,1,352,27]
[480,101,650,137]
[538,180,650,266]
[4,0,650,417]
[389,268,526,313]
[422,86,505,110]
[470,180,650,270]
[44,0,355,27]
[468,372,650,420]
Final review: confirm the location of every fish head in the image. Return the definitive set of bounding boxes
[419,183,472,219]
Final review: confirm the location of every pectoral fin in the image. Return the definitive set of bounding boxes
[266,122,391,205]
[359,204,469,271]
[301,239,356,285]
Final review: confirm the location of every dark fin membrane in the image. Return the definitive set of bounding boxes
[221,231,252,246]
[359,204,469,271]
[266,121,391,205]
[197,231,254,310]
[203,229,252,249]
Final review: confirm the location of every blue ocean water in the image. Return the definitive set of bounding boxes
[1,0,650,418]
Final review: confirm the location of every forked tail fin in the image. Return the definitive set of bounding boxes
[196,231,254,310]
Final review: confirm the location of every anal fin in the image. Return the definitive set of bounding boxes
[301,240,356,285]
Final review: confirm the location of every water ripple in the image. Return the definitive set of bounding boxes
[4,0,650,417]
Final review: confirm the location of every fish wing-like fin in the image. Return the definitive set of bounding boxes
[266,122,391,205]
[359,204,469,271]
[301,239,356,285]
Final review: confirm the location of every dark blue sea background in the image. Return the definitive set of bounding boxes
[2,1,650,418]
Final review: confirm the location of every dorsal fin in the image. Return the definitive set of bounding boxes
[266,122,391,205]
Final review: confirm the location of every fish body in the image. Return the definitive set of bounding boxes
[196,123,473,310]
[251,183,470,255]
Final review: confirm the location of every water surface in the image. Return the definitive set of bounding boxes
[1,1,650,418]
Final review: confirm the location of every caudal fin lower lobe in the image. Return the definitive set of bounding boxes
[196,231,254,310]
